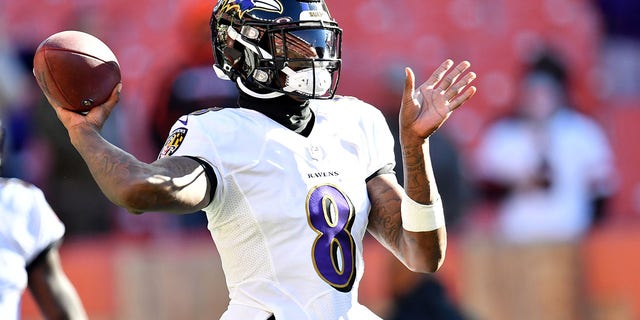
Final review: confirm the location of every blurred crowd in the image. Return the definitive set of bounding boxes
[2,0,640,319]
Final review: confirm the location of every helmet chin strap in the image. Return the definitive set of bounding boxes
[236,78,285,99]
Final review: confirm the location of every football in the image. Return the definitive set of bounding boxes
[33,30,121,112]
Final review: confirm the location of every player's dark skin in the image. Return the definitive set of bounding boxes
[27,242,88,320]
[43,59,476,273]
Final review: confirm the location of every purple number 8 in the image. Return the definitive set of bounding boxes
[306,184,356,292]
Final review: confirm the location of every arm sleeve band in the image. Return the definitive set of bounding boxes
[401,194,445,232]
[183,156,217,206]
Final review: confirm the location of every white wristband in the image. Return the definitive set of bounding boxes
[401,194,445,232]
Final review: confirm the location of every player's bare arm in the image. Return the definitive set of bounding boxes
[45,84,211,214]
[367,173,447,273]
[367,60,476,273]
[27,242,88,320]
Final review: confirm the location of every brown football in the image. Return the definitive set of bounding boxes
[33,30,121,112]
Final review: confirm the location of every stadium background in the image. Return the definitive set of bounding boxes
[1,0,640,319]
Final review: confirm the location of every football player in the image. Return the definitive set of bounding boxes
[42,0,476,318]
[0,120,88,320]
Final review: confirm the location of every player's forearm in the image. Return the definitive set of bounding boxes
[366,173,446,273]
[67,124,207,213]
[399,138,447,272]
[401,138,438,203]
[67,123,155,211]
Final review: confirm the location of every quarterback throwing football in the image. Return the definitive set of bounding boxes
[42,0,476,319]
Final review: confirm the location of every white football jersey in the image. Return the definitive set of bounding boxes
[160,96,395,319]
[0,178,65,320]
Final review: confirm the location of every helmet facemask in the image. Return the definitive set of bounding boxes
[211,0,342,100]
[270,26,341,98]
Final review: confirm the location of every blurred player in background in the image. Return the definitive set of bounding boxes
[41,0,476,318]
[0,120,88,320]
[470,49,616,320]
[473,50,616,243]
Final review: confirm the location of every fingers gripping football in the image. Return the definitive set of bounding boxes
[48,83,121,133]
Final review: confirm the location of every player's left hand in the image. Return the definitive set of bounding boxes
[399,60,476,147]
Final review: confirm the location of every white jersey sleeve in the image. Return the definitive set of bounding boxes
[0,178,65,320]
[157,108,226,210]
[351,98,396,179]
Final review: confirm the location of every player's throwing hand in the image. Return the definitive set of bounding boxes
[46,83,121,133]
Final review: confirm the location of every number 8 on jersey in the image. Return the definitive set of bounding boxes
[306,184,356,292]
